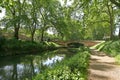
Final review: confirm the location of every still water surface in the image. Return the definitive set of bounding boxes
[0,49,69,80]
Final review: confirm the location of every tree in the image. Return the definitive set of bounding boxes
[26,0,39,42]
[110,0,120,39]
[38,0,61,41]
[81,0,117,40]
[104,0,115,39]
[110,0,120,8]
[1,0,26,39]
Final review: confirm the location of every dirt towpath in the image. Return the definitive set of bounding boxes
[88,50,120,80]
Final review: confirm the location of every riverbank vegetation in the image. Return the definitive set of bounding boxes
[0,0,120,79]
[0,38,60,56]
[34,47,90,80]
[94,40,120,64]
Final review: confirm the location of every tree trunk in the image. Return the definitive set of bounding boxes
[110,22,114,40]
[31,33,34,42]
[14,27,19,40]
[30,23,36,42]
[41,28,44,42]
[119,27,120,39]
[12,64,17,80]
[31,31,35,42]
[13,8,20,40]
[106,3,114,40]
[12,9,20,40]
[30,59,35,77]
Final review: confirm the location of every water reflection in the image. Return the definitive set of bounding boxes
[43,55,64,66]
[0,49,66,80]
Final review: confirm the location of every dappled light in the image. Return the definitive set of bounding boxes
[89,44,120,80]
[0,0,120,80]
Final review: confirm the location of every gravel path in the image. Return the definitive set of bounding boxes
[88,50,120,80]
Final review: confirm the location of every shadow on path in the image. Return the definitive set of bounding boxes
[89,73,110,80]
[88,50,120,80]
[90,63,114,71]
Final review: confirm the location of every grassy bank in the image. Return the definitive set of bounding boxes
[0,38,60,56]
[94,40,120,64]
[33,47,90,80]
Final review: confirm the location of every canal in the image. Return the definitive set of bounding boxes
[0,49,73,80]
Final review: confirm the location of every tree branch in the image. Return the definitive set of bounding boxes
[110,0,120,8]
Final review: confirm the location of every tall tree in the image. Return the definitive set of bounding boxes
[105,0,115,39]
[1,0,26,39]
[38,0,61,41]
[110,0,120,39]
[26,0,39,42]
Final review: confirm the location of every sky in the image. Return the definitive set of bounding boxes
[0,7,5,19]
[59,0,74,6]
[115,27,119,35]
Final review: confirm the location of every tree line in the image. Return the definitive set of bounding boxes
[0,0,120,41]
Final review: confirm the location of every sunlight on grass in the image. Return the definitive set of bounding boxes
[115,54,120,64]
[90,41,105,50]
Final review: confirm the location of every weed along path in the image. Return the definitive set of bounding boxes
[88,50,120,80]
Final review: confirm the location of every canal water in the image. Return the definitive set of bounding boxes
[0,49,71,80]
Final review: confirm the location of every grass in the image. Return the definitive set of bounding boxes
[94,40,120,64]
[90,41,105,50]
[115,54,120,64]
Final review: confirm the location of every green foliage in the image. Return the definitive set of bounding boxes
[115,54,120,64]
[42,41,60,47]
[0,39,59,56]
[1,0,119,41]
[0,39,39,56]
[100,41,120,56]
[95,40,120,57]
[68,46,90,54]
[41,41,60,50]
[0,36,6,49]
[94,40,120,64]
[33,49,90,80]
[93,41,106,51]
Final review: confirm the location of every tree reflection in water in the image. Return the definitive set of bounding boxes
[0,50,66,80]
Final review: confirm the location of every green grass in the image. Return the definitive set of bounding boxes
[100,41,120,56]
[33,47,90,80]
[115,54,120,64]
[90,41,105,50]
[94,40,120,64]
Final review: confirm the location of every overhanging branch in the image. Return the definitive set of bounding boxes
[110,0,120,8]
